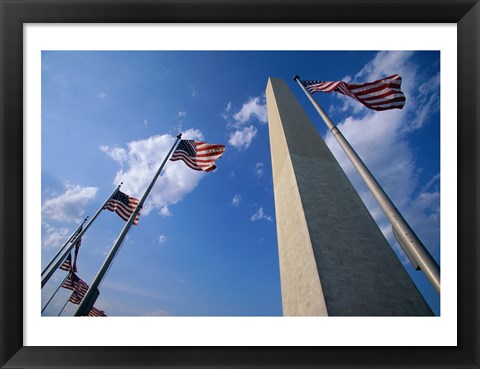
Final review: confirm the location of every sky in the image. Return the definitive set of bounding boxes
[41,50,441,317]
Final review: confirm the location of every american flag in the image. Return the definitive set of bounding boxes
[59,253,72,271]
[61,272,89,303]
[105,190,141,225]
[170,140,225,172]
[88,307,107,317]
[300,74,406,111]
[68,291,83,305]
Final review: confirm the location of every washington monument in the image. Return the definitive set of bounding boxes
[266,77,433,316]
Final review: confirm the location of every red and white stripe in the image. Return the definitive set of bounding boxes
[88,307,107,317]
[171,141,225,172]
[105,196,140,225]
[303,74,406,111]
[59,254,72,271]
[61,273,89,297]
[68,293,82,305]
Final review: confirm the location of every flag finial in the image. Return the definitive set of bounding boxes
[294,75,300,81]
[177,133,182,139]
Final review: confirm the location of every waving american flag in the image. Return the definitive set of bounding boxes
[170,140,225,172]
[105,190,141,225]
[300,74,406,111]
[61,272,89,304]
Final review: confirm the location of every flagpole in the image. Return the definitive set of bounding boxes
[294,75,440,294]
[41,273,69,313]
[41,217,89,277]
[74,134,183,316]
[57,298,70,316]
[41,184,122,288]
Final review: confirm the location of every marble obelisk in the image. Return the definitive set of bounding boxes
[266,77,432,316]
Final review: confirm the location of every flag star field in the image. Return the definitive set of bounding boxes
[41,51,441,316]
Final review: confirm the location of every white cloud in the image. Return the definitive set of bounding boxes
[232,194,241,207]
[99,145,127,165]
[355,51,415,82]
[178,111,186,118]
[42,183,98,222]
[224,95,267,150]
[255,162,264,177]
[221,102,233,120]
[159,206,171,217]
[158,235,167,245]
[233,96,267,124]
[42,223,70,250]
[405,73,440,132]
[228,125,257,150]
[324,111,440,260]
[250,207,273,222]
[326,111,415,201]
[101,129,206,215]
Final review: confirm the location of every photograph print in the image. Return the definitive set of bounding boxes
[40,50,441,317]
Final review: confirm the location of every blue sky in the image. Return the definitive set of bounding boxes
[41,50,440,316]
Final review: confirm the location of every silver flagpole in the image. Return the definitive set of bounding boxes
[41,184,122,288]
[74,134,183,316]
[41,217,89,276]
[294,75,440,294]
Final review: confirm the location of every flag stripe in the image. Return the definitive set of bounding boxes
[350,83,402,95]
[170,140,225,173]
[301,74,406,111]
[105,191,141,225]
[348,75,402,91]
[365,94,406,105]
[106,203,140,221]
[68,294,82,304]
[170,155,216,172]
[88,307,107,317]
[337,84,358,100]
[322,81,341,91]
[59,254,72,271]
[361,89,403,101]
[61,272,89,306]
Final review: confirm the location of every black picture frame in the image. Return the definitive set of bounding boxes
[1,1,478,368]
